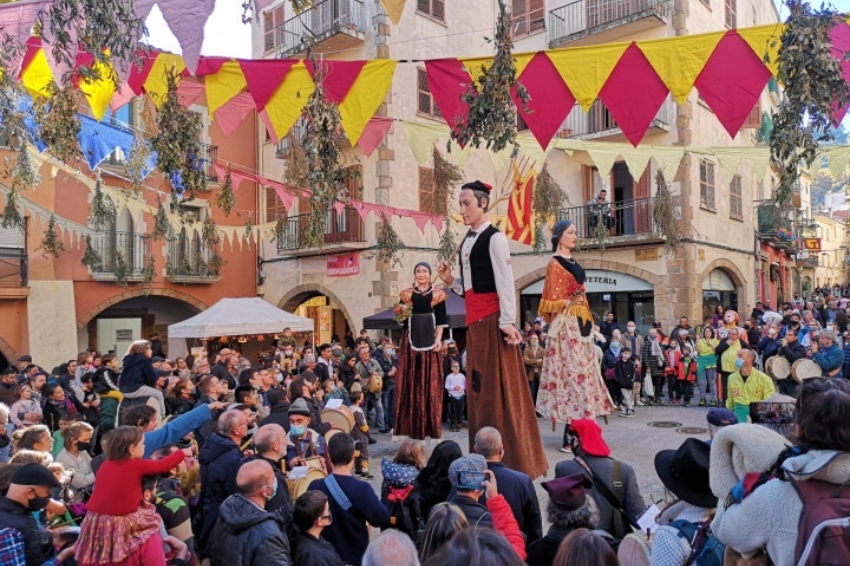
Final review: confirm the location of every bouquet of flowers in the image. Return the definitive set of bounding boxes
[393,301,413,324]
[566,281,586,299]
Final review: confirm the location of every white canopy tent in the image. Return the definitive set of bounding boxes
[167,297,314,359]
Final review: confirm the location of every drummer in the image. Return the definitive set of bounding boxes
[726,349,775,424]
[777,326,806,396]
[811,329,844,379]
[286,397,330,471]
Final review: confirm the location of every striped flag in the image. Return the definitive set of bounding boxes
[506,167,536,245]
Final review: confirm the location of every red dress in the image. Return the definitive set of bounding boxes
[395,287,447,440]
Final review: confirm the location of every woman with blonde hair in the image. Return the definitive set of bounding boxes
[419,502,469,562]
[119,339,165,418]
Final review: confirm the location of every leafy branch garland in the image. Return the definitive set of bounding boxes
[451,0,529,153]
[151,70,207,198]
[282,137,309,193]
[113,251,130,289]
[436,217,456,262]
[38,214,66,258]
[531,164,565,254]
[126,133,152,194]
[201,215,222,246]
[653,170,684,251]
[432,146,464,215]
[9,143,41,192]
[372,214,404,267]
[1,190,25,232]
[215,165,237,217]
[244,215,254,248]
[89,177,115,231]
[81,235,102,271]
[770,1,850,207]
[152,199,171,241]
[301,61,348,249]
[33,84,82,163]
[272,215,286,244]
[140,255,156,291]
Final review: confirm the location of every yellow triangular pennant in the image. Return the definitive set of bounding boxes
[265,60,315,140]
[738,23,785,78]
[547,42,630,111]
[79,60,117,121]
[144,53,186,107]
[20,49,55,98]
[205,60,248,119]
[378,0,406,25]
[638,31,726,104]
[338,59,396,146]
[460,52,537,87]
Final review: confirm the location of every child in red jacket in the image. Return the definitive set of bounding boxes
[676,346,698,407]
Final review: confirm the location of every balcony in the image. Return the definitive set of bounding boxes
[88,231,151,282]
[103,143,218,183]
[166,237,222,283]
[549,0,671,48]
[555,196,664,248]
[557,97,672,141]
[277,205,366,255]
[756,203,796,253]
[276,0,366,58]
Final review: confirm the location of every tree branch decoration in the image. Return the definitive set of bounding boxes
[282,136,309,192]
[140,255,156,291]
[437,217,456,262]
[126,133,152,194]
[113,251,130,289]
[33,84,82,163]
[151,198,170,241]
[244,215,254,248]
[372,214,404,267]
[433,146,464,215]
[451,0,529,153]
[653,170,684,252]
[151,70,207,198]
[770,1,850,207]
[272,215,286,244]
[301,61,349,249]
[531,164,564,255]
[89,177,115,231]
[201,215,222,247]
[81,235,102,272]
[214,165,236,217]
[9,143,41,192]
[1,190,25,232]
[38,214,66,258]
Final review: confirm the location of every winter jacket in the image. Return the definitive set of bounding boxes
[726,368,775,410]
[708,425,850,566]
[676,356,697,382]
[651,500,715,566]
[447,492,493,527]
[207,494,292,566]
[263,403,292,433]
[716,339,743,374]
[812,343,845,377]
[619,332,644,360]
[120,353,158,393]
[615,358,639,389]
[0,497,56,565]
[779,340,807,364]
[487,461,542,544]
[292,532,344,566]
[144,403,214,457]
[757,336,782,362]
[198,432,243,553]
[640,339,665,378]
[92,367,120,395]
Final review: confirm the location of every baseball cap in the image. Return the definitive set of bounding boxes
[448,454,487,488]
[12,463,61,488]
[706,408,738,427]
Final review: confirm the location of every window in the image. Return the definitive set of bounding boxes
[725,0,736,28]
[700,159,715,209]
[264,6,286,52]
[264,12,274,52]
[517,112,529,132]
[512,0,545,36]
[730,175,743,220]
[742,100,762,129]
[418,166,447,215]
[267,187,286,222]
[417,68,442,119]
[417,0,445,21]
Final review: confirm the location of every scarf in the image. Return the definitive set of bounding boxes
[609,342,622,357]
[650,337,663,356]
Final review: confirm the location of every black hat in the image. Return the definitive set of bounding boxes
[462,180,493,194]
[541,473,593,511]
[11,463,61,488]
[654,438,715,508]
[17,355,32,363]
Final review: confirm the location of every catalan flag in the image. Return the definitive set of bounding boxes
[505,166,536,246]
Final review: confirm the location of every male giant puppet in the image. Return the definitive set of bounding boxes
[438,180,547,479]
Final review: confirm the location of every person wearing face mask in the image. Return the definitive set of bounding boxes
[285,398,330,471]
[375,342,398,434]
[640,329,667,405]
[207,459,293,566]
[0,463,77,565]
[619,321,644,362]
[726,348,775,423]
[757,323,783,366]
[55,421,95,495]
[523,333,545,405]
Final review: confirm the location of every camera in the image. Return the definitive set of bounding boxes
[456,470,487,491]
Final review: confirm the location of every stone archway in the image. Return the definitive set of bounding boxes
[278,284,356,337]
[699,259,749,317]
[515,258,666,295]
[0,336,18,370]
[78,288,209,330]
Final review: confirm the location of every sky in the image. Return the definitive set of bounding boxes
[144,3,253,59]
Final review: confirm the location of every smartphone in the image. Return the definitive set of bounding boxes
[56,526,80,546]
[456,470,487,491]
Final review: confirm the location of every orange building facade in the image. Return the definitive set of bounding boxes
[0,88,260,372]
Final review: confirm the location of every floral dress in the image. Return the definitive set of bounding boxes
[536,256,613,424]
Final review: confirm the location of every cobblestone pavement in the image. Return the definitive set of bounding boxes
[366,404,713,527]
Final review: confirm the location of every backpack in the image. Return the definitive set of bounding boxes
[382,485,424,545]
[669,519,725,566]
[792,478,850,566]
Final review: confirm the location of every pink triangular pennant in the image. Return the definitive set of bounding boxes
[274,186,294,211]
[598,43,669,147]
[239,59,298,111]
[514,52,576,149]
[333,202,345,215]
[194,56,228,77]
[42,19,78,83]
[354,202,370,223]
[259,109,279,144]
[695,31,771,138]
[307,59,367,103]
[109,83,136,112]
[126,50,157,94]
[411,213,429,234]
[430,215,444,233]
[424,58,472,137]
[214,163,228,181]
[358,117,393,157]
[829,22,850,125]
[213,92,256,137]
[0,2,47,76]
[176,78,205,107]
[157,0,217,74]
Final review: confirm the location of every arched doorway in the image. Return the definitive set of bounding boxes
[82,295,202,356]
[702,269,739,319]
[280,286,355,348]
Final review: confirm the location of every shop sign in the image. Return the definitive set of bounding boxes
[803,238,821,253]
[326,252,360,277]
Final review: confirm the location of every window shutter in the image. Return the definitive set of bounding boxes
[581,165,595,204]
[432,0,445,20]
[418,69,431,115]
[742,101,762,129]
[419,167,435,213]
[529,0,545,32]
[512,0,528,35]
[344,165,362,200]
[264,13,274,52]
[725,0,736,27]
[417,0,430,13]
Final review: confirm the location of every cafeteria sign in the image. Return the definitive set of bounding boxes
[803,238,821,253]
[327,252,360,277]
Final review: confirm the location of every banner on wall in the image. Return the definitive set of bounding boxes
[327,252,360,277]
[803,238,822,253]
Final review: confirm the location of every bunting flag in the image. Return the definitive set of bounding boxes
[506,166,536,246]
[378,0,406,25]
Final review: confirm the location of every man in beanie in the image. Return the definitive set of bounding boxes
[438,180,547,480]
[554,418,644,540]
[706,407,738,441]
[527,473,597,565]
[285,397,329,471]
[0,463,76,565]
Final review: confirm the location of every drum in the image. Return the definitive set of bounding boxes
[767,356,791,380]
[325,428,343,443]
[791,359,822,383]
[288,466,327,500]
[617,532,652,566]
[321,405,355,433]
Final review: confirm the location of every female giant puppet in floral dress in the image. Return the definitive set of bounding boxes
[536,220,613,451]
[395,262,448,440]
